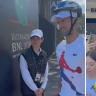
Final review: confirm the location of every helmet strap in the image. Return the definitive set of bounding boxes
[67,11,78,35]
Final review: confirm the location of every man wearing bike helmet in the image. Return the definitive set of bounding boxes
[51,1,85,96]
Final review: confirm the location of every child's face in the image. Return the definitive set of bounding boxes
[86,56,96,79]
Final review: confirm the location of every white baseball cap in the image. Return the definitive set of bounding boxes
[51,11,77,22]
[30,29,43,38]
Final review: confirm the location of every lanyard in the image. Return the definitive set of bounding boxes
[30,48,44,74]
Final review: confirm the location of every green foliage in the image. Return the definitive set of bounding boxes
[77,13,85,34]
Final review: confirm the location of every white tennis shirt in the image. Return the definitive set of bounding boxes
[56,35,85,96]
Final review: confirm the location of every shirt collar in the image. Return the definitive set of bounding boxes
[34,47,42,56]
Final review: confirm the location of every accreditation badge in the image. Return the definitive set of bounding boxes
[35,72,41,82]
[40,75,45,83]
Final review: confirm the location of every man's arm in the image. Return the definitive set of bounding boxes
[40,62,49,90]
[56,76,62,94]
[19,55,38,92]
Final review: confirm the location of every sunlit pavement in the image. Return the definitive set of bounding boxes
[45,54,60,96]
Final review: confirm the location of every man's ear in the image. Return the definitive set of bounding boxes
[41,38,44,42]
[73,18,77,26]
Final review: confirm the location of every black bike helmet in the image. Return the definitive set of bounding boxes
[51,1,82,35]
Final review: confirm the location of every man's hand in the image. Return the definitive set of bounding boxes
[86,93,92,96]
[38,88,44,94]
[91,85,96,92]
[89,42,96,50]
[35,89,42,96]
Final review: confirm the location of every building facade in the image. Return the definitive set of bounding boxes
[86,0,96,18]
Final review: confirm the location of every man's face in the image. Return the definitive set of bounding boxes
[30,36,44,48]
[57,17,71,36]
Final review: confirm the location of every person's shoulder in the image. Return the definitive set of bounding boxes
[81,35,85,45]
[56,40,66,61]
[79,34,85,41]
[41,50,47,57]
[56,40,66,53]
[21,48,30,55]
[78,35,85,46]
[78,35,85,54]
[19,48,30,59]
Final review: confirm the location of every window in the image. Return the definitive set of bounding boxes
[91,8,94,12]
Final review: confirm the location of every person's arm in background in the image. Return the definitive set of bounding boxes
[56,76,62,95]
[0,51,14,96]
[54,42,63,96]
[54,76,62,96]
[38,62,49,93]
[19,55,39,94]
[86,85,96,96]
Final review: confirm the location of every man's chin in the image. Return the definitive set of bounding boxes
[33,45,39,48]
[60,31,69,36]
[61,33,68,36]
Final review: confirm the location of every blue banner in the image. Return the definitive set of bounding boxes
[50,0,61,16]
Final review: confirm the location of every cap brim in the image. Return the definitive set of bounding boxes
[51,14,70,22]
[51,11,77,22]
[31,34,42,38]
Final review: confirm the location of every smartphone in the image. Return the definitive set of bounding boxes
[86,34,95,43]
[86,35,90,42]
